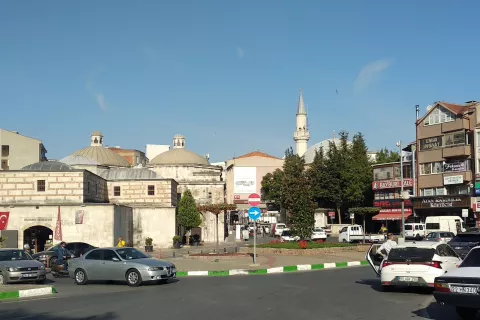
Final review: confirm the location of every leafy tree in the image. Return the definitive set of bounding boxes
[261,168,284,204]
[375,147,400,164]
[345,133,373,208]
[282,147,315,239]
[177,189,202,244]
[349,207,380,243]
[197,203,236,251]
[307,147,328,208]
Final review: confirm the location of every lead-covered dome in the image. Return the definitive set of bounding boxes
[150,134,209,165]
[66,131,130,167]
[22,161,74,172]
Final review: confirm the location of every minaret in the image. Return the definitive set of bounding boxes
[293,89,310,156]
[173,134,185,149]
[90,131,103,147]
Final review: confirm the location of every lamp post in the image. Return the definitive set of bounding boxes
[396,141,405,238]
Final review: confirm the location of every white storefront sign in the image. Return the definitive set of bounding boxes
[443,175,463,185]
[233,167,257,194]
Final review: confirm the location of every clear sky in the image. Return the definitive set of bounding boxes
[2,1,479,162]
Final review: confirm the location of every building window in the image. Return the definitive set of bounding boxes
[1,160,8,170]
[148,185,155,196]
[208,192,212,199]
[114,186,121,196]
[436,187,446,195]
[1,145,9,157]
[420,162,444,175]
[37,180,46,192]
[420,188,434,196]
[424,106,455,126]
[447,185,470,195]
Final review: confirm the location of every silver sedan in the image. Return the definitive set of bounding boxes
[68,247,176,286]
[0,249,47,284]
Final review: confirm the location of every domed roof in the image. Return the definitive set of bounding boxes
[304,138,352,164]
[150,148,209,166]
[22,161,74,172]
[97,168,159,180]
[91,130,103,136]
[59,155,100,166]
[70,147,129,167]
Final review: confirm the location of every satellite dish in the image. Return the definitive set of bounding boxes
[426,105,433,111]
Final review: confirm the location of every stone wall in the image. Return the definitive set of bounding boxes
[0,171,85,204]
[107,180,177,206]
[132,207,176,248]
[83,170,108,203]
[151,165,223,183]
[178,183,225,205]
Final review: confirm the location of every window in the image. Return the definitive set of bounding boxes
[1,160,8,170]
[460,249,480,268]
[148,185,155,196]
[114,186,121,196]
[1,145,9,157]
[436,188,446,195]
[102,250,120,261]
[447,185,469,195]
[85,250,102,260]
[421,188,434,196]
[37,180,46,192]
[424,106,455,126]
[426,223,440,230]
[420,162,443,175]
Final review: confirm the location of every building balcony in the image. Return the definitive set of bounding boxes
[442,145,471,158]
[293,131,310,141]
[441,118,470,133]
[418,149,443,163]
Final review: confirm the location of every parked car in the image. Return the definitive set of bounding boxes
[274,223,287,237]
[434,246,480,319]
[424,232,455,243]
[366,241,461,291]
[404,223,426,240]
[32,242,96,267]
[68,247,176,286]
[448,231,480,259]
[425,216,465,235]
[0,249,47,284]
[338,225,384,243]
[311,228,327,241]
[281,229,300,242]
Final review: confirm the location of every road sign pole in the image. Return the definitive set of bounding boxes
[253,221,256,264]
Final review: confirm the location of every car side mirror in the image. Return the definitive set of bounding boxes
[112,257,120,262]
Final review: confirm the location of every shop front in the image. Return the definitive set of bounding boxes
[372,199,414,233]
[412,195,474,226]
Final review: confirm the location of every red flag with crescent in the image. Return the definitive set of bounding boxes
[54,206,62,241]
[0,212,9,231]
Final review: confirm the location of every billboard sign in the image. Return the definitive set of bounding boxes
[233,167,257,194]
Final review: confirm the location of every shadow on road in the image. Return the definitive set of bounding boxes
[355,279,433,295]
[412,302,464,320]
[0,310,118,320]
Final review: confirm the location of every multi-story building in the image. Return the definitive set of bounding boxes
[107,146,148,167]
[0,129,47,170]
[413,101,478,227]
[371,161,414,233]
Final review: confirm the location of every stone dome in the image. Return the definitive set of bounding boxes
[22,161,74,172]
[70,147,129,167]
[59,155,100,166]
[150,148,209,166]
[304,138,353,164]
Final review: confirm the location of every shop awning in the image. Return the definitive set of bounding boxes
[372,209,412,221]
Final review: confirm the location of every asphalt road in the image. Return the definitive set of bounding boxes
[0,267,467,320]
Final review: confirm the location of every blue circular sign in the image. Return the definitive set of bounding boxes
[248,207,261,221]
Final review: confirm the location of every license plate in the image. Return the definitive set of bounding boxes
[22,273,36,278]
[398,277,418,282]
[450,286,479,294]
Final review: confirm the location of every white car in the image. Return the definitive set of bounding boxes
[366,241,462,291]
[281,229,300,242]
[311,228,327,241]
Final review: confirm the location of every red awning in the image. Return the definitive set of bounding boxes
[372,209,412,221]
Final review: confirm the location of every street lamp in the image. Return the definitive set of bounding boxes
[396,141,405,239]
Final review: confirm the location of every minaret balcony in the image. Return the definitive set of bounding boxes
[293,131,310,140]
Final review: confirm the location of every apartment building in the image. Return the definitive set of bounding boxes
[413,101,478,227]
[371,161,414,233]
[0,129,47,170]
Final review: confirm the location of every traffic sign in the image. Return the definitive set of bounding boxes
[248,193,261,207]
[248,207,261,221]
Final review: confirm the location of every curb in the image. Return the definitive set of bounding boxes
[177,260,368,277]
[0,286,56,301]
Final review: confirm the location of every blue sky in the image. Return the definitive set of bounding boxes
[2,1,480,162]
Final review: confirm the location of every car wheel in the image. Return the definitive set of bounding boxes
[0,272,5,285]
[74,269,88,285]
[456,307,477,320]
[126,269,142,287]
[342,239,347,243]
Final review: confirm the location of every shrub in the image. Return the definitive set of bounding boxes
[145,237,153,246]
[173,235,181,243]
[298,240,308,249]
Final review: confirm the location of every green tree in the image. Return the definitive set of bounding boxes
[261,168,284,204]
[282,147,316,239]
[375,147,400,164]
[345,133,373,208]
[177,189,202,245]
[307,147,328,207]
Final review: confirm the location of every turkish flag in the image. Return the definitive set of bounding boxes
[54,207,62,241]
[0,212,9,231]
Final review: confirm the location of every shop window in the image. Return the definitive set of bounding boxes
[1,145,9,157]
[148,185,155,196]
[37,180,46,192]
[114,186,121,196]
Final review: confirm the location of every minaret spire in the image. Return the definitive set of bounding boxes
[293,88,310,157]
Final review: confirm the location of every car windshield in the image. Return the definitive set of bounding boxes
[115,248,149,260]
[282,231,292,236]
[460,249,480,268]
[0,250,32,261]
[405,225,413,230]
[48,245,59,252]
[451,234,480,243]
[388,247,435,262]
[440,232,454,238]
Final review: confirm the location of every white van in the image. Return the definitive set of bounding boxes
[425,216,466,235]
[404,223,426,240]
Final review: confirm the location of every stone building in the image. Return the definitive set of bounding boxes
[149,134,226,243]
[0,132,178,252]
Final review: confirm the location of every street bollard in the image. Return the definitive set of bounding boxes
[173,252,175,258]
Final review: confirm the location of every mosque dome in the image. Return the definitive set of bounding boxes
[149,134,209,166]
